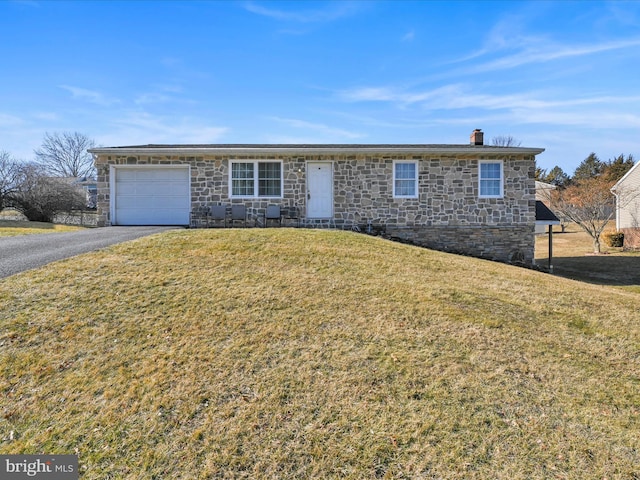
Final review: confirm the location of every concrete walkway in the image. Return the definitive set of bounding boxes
[0,226,178,279]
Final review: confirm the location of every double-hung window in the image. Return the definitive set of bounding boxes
[393,161,418,198]
[231,161,283,198]
[478,160,503,198]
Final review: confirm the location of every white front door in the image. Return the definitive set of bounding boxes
[307,162,333,218]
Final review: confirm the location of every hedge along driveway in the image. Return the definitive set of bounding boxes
[0,226,178,279]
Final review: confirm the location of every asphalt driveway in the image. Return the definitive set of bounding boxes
[0,226,178,279]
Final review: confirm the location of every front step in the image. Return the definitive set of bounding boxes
[301,218,337,229]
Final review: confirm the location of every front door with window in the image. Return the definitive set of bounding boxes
[307,162,333,218]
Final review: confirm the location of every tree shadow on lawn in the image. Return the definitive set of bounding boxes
[538,253,640,287]
[0,220,57,230]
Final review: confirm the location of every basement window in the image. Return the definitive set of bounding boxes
[231,161,283,198]
[479,160,503,198]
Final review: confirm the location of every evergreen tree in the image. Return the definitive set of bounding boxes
[544,166,570,187]
[573,153,604,181]
[603,154,634,182]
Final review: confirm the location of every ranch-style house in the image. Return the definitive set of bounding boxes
[88,130,545,264]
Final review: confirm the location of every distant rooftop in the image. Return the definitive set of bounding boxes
[535,200,560,224]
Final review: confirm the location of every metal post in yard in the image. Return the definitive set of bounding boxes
[548,224,553,273]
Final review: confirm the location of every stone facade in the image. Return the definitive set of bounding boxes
[93,148,538,264]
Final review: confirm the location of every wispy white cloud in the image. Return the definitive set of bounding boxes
[160,57,183,69]
[333,78,640,137]
[447,12,549,65]
[339,82,640,112]
[154,84,184,94]
[511,109,640,129]
[0,112,25,126]
[134,84,191,105]
[401,30,415,42]
[269,116,364,139]
[99,111,228,146]
[134,93,172,105]
[243,1,363,23]
[448,7,640,75]
[338,84,463,106]
[31,112,59,121]
[0,113,47,160]
[468,37,640,73]
[59,85,119,106]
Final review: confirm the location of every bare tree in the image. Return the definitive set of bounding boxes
[34,132,96,179]
[0,151,23,210]
[491,135,522,147]
[11,163,86,222]
[552,176,616,254]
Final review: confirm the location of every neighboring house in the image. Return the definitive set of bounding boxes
[535,181,557,234]
[88,130,545,264]
[535,180,556,203]
[59,176,98,209]
[611,161,640,249]
[75,176,98,209]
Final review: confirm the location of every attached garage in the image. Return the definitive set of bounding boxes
[111,166,191,226]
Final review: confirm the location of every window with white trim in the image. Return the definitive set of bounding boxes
[478,160,503,198]
[231,161,283,198]
[393,160,418,198]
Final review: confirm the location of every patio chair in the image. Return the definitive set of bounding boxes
[283,206,301,227]
[189,206,209,228]
[229,204,247,227]
[208,205,228,227]
[263,205,282,227]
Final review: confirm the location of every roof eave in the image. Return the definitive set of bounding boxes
[611,160,640,192]
[88,145,545,156]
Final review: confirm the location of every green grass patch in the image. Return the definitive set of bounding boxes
[0,220,84,236]
[1,229,639,478]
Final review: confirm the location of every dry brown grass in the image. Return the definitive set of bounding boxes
[0,220,84,236]
[1,229,639,479]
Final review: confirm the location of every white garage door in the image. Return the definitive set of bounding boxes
[113,167,190,225]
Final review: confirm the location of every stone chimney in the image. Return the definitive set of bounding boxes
[470,129,484,146]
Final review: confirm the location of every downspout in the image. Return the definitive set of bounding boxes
[611,186,620,231]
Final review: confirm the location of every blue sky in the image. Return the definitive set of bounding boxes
[1,0,639,174]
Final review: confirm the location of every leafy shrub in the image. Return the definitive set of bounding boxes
[10,164,86,222]
[603,231,624,247]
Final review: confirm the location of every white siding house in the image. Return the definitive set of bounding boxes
[611,162,640,248]
[535,181,557,234]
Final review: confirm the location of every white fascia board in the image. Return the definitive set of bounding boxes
[611,160,640,192]
[88,146,545,156]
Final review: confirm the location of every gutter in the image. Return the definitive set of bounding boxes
[88,145,545,156]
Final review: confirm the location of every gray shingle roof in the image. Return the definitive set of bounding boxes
[89,143,545,155]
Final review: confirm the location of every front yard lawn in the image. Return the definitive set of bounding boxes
[1,229,638,478]
[0,220,84,237]
[535,224,640,292]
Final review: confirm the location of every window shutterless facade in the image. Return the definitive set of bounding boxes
[230,161,283,198]
[478,160,504,198]
[393,160,419,198]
